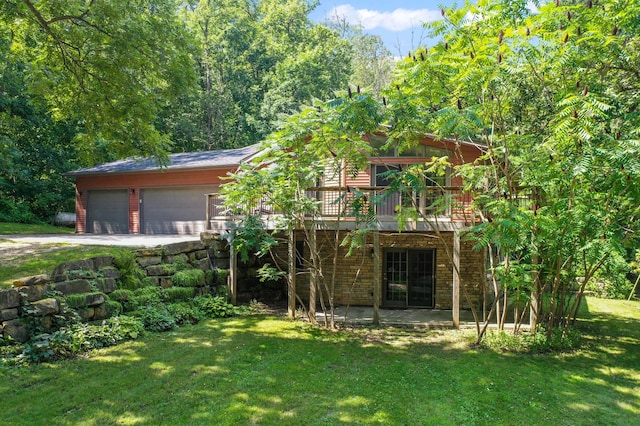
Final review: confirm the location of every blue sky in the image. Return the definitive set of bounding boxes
[309,1,461,55]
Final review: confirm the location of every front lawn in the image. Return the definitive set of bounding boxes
[0,222,75,235]
[1,297,638,425]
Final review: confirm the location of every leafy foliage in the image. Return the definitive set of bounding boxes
[172,269,205,287]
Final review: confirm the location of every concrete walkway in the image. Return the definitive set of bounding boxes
[0,234,201,248]
[316,306,478,328]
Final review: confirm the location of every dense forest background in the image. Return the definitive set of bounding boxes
[0,0,394,223]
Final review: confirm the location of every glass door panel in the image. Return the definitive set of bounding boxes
[383,250,407,307]
[408,249,435,307]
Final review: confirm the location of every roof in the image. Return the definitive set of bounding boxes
[65,144,260,176]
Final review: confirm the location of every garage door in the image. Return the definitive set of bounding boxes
[86,189,129,234]
[140,186,215,234]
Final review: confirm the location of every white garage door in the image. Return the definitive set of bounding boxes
[86,189,129,234]
[140,186,215,234]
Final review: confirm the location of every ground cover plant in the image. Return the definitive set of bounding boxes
[0,297,637,425]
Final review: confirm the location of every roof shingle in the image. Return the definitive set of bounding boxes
[66,145,259,176]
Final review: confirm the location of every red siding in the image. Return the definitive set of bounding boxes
[74,167,235,234]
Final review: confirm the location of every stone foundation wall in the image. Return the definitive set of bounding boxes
[277,230,485,310]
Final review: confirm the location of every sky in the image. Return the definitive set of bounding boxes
[309,0,461,56]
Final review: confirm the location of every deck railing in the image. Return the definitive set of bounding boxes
[207,186,476,225]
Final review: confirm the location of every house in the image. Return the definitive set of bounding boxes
[65,145,258,234]
[207,134,487,325]
[67,135,487,325]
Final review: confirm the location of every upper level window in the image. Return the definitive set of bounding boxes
[369,135,450,158]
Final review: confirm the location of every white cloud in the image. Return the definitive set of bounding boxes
[327,5,442,32]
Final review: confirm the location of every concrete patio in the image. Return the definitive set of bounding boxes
[315,306,478,328]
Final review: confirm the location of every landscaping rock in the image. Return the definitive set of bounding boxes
[91,256,114,269]
[52,259,94,276]
[12,274,51,287]
[85,293,106,307]
[0,308,18,321]
[93,306,109,320]
[18,284,51,302]
[213,258,230,269]
[31,298,60,316]
[77,307,95,321]
[163,253,189,265]
[3,319,29,343]
[136,256,163,267]
[165,241,204,255]
[193,250,209,260]
[96,278,117,294]
[100,267,121,280]
[194,258,210,271]
[135,247,165,257]
[145,264,176,277]
[54,279,92,295]
[0,289,20,310]
[159,277,173,288]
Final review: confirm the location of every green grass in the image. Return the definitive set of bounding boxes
[1,297,638,425]
[0,244,131,288]
[0,222,75,234]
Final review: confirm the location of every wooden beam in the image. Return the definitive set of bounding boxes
[229,243,237,305]
[288,229,296,319]
[309,224,317,323]
[452,231,460,328]
[373,231,381,325]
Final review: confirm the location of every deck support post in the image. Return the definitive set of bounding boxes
[530,253,540,330]
[309,224,317,323]
[373,230,381,325]
[229,242,237,305]
[452,230,461,328]
[288,229,297,319]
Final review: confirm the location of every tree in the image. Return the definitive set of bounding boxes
[2,0,196,163]
[384,0,640,341]
[163,0,352,152]
[0,30,79,222]
[221,94,383,326]
[326,16,395,98]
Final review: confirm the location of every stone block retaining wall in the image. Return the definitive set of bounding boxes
[1,236,232,343]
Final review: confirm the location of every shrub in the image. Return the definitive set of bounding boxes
[106,315,144,340]
[113,250,147,290]
[128,286,164,310]
[65,293,89,309]
[132,305,176,332]
[163,286,196,303]
[23,331,75,363]
[103,300,123,316]
[482,328,581,353]
[109,289,133,303]
[192,296,234,319]
[167,302,204,325]
[172,269,205,287]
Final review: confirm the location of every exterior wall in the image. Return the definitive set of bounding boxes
[75,188,87,233]
[74,167,234,234]
[274,230,485,311]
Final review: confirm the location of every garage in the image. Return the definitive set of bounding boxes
[140,186,216,234]
[86,189,129,234]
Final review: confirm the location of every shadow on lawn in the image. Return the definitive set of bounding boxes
[3,307,639,425]
[0,302,640,425]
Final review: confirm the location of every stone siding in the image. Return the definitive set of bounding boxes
[284,230,485,310]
